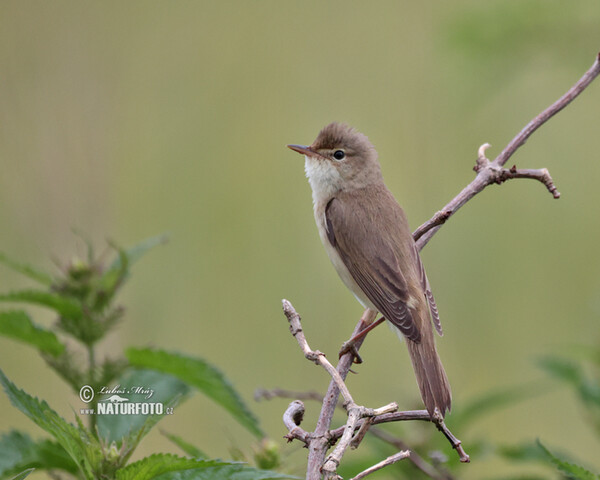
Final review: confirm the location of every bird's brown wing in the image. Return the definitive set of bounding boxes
[325,194,421,342]
[412,243,443,336]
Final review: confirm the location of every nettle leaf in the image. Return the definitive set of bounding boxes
[8,468,35,480]
[0,311,65,356]
[537,440,598,480]
[115,454,231,480]
[0,252,53,286]
[126,348,264,438]
[93,235,168,308]
[0,290,82,320]
[160,430,207,459]
[0,370,95,479]
[154,464,300,480]
[0,430,77,477]
[97,368,190,445]
[107,235,168,273]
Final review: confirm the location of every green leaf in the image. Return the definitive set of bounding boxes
[93,235,168,308]
[497,441,550,463]
[0,430,78,477]
[537,440,598,480]
[107,235,168,272]
[539,356,600,408]
[0,252,53,286]
[0,290,82,320]
[0,311,65,356]
[161,430,207,459]
[538,356,582,383]
[448,384,545,429]
[154,464,300,480]
[7,468,35,480]
[126,348,264,438]
[115,454,231,480]
[0,370,95,479]
[96,368,190,444]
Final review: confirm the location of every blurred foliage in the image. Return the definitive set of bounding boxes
[0,241,292,480]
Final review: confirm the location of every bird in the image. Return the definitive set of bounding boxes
[288,122,451,418]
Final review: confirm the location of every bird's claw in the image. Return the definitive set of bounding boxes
[339,341,363,364]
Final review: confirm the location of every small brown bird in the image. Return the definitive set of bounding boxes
[288,122,451,418]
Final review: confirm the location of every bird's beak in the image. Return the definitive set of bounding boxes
[287,144,315,157]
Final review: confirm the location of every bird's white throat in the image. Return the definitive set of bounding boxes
[304,156,343,205]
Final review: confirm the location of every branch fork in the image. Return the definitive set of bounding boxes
[474,142,561,199]
[282,299,465,479]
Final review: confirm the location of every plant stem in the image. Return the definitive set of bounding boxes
[88,343,97,433]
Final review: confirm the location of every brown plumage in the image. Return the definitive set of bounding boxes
[288,122,451,417]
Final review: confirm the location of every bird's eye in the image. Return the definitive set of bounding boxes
[333,150,345,160]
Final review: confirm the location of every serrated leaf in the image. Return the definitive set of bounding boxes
[154,464,300,480]
[0,311,65,356]
[0,252,53,286]
[0,430,77,477]
[0,290,82,320]
[115,454,231,480]
[161,430,207,459]
[0,370,95,479]
[537,440,598,480]
[97,368,190,445]
[7,468,35,480]
[126,348,264,438]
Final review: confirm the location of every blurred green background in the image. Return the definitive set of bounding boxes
[1,1,599,478]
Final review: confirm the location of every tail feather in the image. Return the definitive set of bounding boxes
[406,332,452,418]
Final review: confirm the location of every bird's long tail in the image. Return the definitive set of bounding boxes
[404,326,452,418]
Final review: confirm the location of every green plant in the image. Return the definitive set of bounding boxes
[0,237,294,480]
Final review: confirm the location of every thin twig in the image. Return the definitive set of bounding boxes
[255,388,324,403]
[282,299,355,405]
[327,408,468,462]
[284,301,404,479]
[306,308,377,480]
[432,413,470,463]
[283,400,310,444]
[369,428,453,480]
[264,387,449,476]
[414,51,600,249]
[349,450,411,480]
[495,52,600,169]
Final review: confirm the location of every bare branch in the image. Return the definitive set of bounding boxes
[255,387,324,403]
[282,299,355,405]
[432,411,470,463]
[327,409,469,463]
[283,400,310,445]
[307,308,377,480]
[414,51,600,249]
[368,428,453,480]
[349,450,411,480]
[284,300,410,479]
[495,52,600,168]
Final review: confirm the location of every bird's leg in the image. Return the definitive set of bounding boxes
[339,309,384,363]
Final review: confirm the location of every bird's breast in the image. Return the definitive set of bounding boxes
[313,199,376,311]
